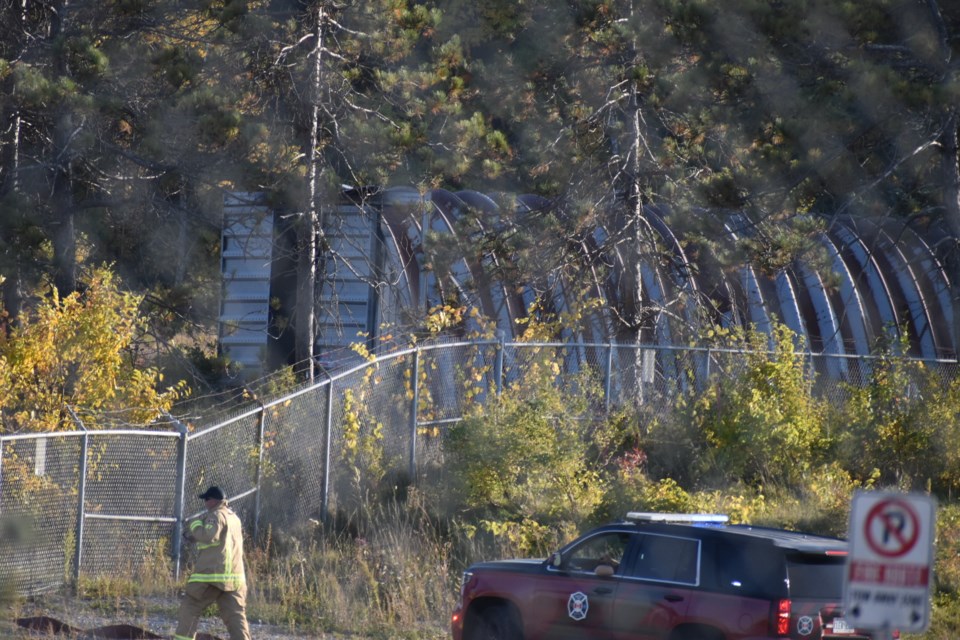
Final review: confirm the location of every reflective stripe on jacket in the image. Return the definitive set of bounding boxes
[185,501,246,591]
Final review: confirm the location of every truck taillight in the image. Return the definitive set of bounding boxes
[775,598,790,636]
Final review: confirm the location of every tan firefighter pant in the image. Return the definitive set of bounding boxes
[174,581,251,640]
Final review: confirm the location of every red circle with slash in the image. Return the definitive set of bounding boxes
[864,498,920,558]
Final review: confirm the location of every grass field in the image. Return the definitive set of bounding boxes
[5,499,960,640]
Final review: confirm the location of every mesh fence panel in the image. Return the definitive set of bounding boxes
[326,372,353,518]
[80,519,175,581]
[4,342,960,596]
[368,353,415,467]
[84,433,180,517]
[185,415,260,525]
[0,435,81,594]
[258,385,329,533]
[606,344,696,411]
[415,342,499,485]
[223,492,257,533]
[325,353,413,517]
[507,343,610,416]
[79,432,180,580]
[419,341,500,422]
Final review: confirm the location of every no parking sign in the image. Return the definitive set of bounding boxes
[844,491,936,633]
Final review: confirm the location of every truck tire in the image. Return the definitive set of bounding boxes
[476,604,523,640]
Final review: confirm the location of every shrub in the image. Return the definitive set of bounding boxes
[649,323,828,489]
[444,368,605,553]
[832,334,939,491]
[915,369,960,497]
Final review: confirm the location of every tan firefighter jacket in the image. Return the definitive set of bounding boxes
[184,501,246,591]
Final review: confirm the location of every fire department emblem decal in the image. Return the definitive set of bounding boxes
[797,616,814,636]
[568,591,589,620]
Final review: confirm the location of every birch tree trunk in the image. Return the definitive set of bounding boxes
[295,2,327,380]
[623,0,660,401]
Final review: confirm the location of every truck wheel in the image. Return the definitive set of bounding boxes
[477,604,522,640]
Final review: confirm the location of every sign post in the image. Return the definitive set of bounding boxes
[844,491,936,637]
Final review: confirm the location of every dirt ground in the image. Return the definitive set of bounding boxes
[5,593,354,639]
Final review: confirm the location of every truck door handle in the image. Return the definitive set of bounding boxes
[664,595,684,602]
[594,587,613,595]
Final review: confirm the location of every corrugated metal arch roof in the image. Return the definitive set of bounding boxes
[371,189,955,360]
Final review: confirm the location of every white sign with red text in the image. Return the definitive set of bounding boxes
[844,491,936,633]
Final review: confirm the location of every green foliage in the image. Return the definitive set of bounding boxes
[152,45,202,89]
[921,504,960,639]
[599,444,771,525]
[12,64,75,107]
[0,267,185,433]
[602,472,695,517]
[833,333,940,491]
[446,384,604,530]
[60,36,109,80]
[920,373,960,495]
[933,503,960,599]
[689,487,767,526]
[340,387,389,510]
[444,332,608,552]
[652,323,828,488]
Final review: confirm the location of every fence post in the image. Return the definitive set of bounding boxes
[67,407,88,589]
[169,415,189,582]
[253,400,266,540]
[409,347,420,482]
[495,330,505,396]
[321,380,334,525]
[604,342,614,414]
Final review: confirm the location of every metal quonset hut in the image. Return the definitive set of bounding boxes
[218,186,957,379]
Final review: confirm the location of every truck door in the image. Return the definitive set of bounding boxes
[611,532,699,639]
[533,530,634,639]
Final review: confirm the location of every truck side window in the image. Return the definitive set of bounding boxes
[715,542,785,597]
[630,533,700,585]
[565,532,631,574]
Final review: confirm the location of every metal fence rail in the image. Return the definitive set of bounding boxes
[1,340,956,595]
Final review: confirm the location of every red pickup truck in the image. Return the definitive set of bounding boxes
[451,512,882,640]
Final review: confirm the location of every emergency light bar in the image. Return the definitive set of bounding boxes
[626,512,729,524]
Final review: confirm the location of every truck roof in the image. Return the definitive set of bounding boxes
[618,512,848,554]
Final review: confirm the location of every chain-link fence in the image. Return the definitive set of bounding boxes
[1,339,957,595]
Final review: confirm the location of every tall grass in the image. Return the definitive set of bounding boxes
[244,489,488,638]
[8,488,960,639]
[12,325,960,638]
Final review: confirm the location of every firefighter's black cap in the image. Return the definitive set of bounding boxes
[198,486,226,501]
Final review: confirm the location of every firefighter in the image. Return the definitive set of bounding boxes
[174,486,251,640]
